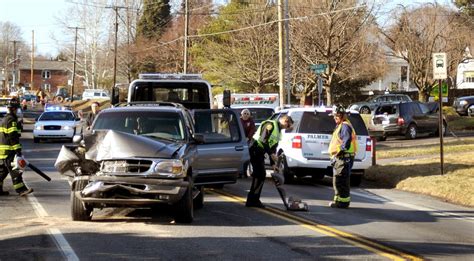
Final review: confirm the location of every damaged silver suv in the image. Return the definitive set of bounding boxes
[55,103,249,223]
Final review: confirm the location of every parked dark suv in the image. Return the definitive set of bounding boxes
[55,103,249,223]
[368,101,446,140]
[349,94,412,114]
[453,96,474,117]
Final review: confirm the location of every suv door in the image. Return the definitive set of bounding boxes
[193,109,249,185]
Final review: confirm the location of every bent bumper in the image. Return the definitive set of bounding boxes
[74,176,189,206]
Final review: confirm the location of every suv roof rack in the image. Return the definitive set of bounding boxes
[138,73,202,80]
[113,101,185,108]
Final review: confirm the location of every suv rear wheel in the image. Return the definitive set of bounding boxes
[405,124,417,139]
[278,155,294,184]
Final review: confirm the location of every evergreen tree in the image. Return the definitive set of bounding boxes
[137,0,171,39]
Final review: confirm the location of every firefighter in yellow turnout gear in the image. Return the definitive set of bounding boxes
[246,115,293,208]
[0,98,33,196]
[328,105,357,208]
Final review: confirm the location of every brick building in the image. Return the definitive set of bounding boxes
[18,60,72,95]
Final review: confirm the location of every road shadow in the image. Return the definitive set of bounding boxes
[0,232,472,260]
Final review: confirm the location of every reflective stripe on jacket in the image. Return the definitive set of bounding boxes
[0,113,22,159]
[328,120,357,158]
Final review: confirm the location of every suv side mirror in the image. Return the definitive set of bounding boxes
[72,134,82,144]
[193,133,205,144]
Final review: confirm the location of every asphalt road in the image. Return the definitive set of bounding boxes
[0,123,473,260]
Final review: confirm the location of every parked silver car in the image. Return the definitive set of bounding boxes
[349,94,412,114]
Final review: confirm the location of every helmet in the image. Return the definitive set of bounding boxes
[332,104,346,116]
[7,98,20,109]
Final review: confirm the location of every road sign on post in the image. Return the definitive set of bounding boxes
[432,52,446,175]
[309,64,328,74]
[432,53,447,80]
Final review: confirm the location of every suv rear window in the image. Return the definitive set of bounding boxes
[375,104,398,115]
[297,111,368,135]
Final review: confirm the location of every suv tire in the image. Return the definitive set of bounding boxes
[194,186,204,210]
[360,107,371,114]
[71,180,92,221]
[278,155,294,184]
[350,174,362,187]
[405,124,417,139]
[174,181,194,223]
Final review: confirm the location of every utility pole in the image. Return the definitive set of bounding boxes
[183,0,189,74]
[277,0,285,106]
[31,31,34,91]
[68,27,84,102]
[284,0,290,105]
[10,40,19,89]
[107,6,126,93]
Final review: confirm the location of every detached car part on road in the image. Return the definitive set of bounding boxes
[55,103,249,223]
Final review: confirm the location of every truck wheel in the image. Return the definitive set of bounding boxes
[71,180,92,221]
[174,182,194,223]
[350,174,363,187]
[193,186,204,210]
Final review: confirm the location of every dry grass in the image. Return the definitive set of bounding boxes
[365,152,474,207]
[377,138,474,159]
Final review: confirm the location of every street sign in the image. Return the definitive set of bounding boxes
[432,53,447,80]
[309,64,328,74]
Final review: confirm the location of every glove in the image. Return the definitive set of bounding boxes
[12,155,27,170]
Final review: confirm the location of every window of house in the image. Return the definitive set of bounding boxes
[42,70,51,79]
[42,83,51,92]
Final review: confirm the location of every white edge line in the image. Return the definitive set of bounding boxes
[350,190,474,222]
[27,195,80,261]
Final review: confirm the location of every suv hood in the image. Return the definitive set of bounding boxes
[84,130,182,161]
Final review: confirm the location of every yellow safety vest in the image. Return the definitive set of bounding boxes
[253,120,280,149]
[328,120,357,158]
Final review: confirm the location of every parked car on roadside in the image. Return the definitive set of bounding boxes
[349,94,412,114]
[269,107,373,186]
[82,89,110,101]
[368,101,446,141]
[55,102,249,223]
[452,95,474,117]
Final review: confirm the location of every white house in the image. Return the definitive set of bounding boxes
[456,58,474,90]
[361,56,418,95]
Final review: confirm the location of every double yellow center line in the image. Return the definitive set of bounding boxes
[210,189,423,261]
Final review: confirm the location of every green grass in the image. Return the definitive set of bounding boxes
[377,137,474,159]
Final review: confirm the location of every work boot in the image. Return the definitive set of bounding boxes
[246,200,265,208]
[329,201,349,209]
[18,188,34,197]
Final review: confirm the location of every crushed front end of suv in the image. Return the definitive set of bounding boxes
[55,104,248,223]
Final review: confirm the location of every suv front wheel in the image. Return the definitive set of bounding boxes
[174,180,194,223]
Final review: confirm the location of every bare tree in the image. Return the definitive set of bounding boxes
[289,0,383,106]
[381,3,474,101]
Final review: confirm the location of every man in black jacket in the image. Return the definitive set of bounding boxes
[0,98,33,196]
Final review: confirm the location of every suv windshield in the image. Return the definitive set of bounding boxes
[298,111,368,135]
[233,108,274,124]
[93,111,185,141]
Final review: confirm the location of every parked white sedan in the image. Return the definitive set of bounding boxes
[33,108,83,143]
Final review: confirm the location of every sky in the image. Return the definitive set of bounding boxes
[0,0,456,57]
